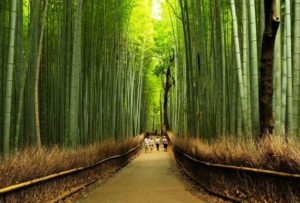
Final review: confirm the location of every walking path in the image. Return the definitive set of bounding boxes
[79,147,206,203]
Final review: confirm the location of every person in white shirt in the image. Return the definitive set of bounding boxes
[144,137,150,153]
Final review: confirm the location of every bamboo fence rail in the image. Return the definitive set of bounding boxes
[0,144,141,195]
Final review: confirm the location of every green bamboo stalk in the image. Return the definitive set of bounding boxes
[281,29,287,133]
[294,0,300,135]
[14,0,24,152]
[274,0,281,134]
[34,0,49,149]
[243,0,252,135]
[285,0,293,134]
[230,0,249,137]
[249,0,259,136]
[69,0,83,147]
[3,0,17,158]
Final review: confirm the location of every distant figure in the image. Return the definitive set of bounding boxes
[162,136,168,152]
[149,138,155,152]
[155,136,160,151]
[144,137,150,153]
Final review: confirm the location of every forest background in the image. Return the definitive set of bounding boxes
[0,0,300,158]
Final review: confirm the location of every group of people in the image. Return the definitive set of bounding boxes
[143,135,168,153]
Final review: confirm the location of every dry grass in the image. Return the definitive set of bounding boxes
[0,136,143,189]
[171,134,300,174]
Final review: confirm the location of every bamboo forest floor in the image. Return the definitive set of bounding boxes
[78,147,209,203]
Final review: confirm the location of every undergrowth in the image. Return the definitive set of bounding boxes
[0,136,142,189]
[171,133,300,174]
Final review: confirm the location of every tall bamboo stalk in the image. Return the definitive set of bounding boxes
[294,0,300,135]
[34,0,49,149]
[285,0,293,134]
[3,0,17,158]
[230,0,249,136]
[249,0,259,136]
[69,0,83,147]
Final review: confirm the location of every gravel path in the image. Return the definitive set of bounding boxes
[79,148,206,203]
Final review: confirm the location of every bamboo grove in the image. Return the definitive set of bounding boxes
[1,0,300,157]
[168,0,300,139]
[0,0,154,157]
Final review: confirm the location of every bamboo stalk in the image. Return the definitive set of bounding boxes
[34,0,49,149]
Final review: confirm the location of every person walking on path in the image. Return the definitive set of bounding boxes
[149,138,155,152]
[162,136,168,152]
[144,137,150,153]
[155,136,160,151]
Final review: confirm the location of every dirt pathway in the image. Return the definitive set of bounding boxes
[79,148,206,203]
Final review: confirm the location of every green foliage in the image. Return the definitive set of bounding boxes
[2,0,299,156]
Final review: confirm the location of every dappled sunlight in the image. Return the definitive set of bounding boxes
[152,0,164,20]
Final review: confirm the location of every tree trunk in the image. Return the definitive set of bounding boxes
[163,66,171,131]
[259,0,280,136]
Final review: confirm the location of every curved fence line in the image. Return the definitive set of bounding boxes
[174,147,300,179]
[175,153,243,203]
[0,144,141,195]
